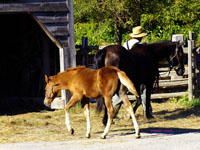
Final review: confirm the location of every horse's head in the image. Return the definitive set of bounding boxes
[44,75,58,107]
[169,41,185,76]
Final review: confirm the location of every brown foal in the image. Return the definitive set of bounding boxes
[44,66,140,139]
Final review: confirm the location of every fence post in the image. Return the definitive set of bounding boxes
[59,47,67,106]
[188,40,193,101]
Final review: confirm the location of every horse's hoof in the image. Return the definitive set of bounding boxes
[86,133,91,138]
[70,128,74,135]
[145,114,154,120]
[100,135,106,139]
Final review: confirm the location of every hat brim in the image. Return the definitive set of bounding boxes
[129,32,147,38]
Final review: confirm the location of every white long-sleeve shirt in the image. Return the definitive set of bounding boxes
[123,39,140,50]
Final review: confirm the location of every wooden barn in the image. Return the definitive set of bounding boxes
[0,0,75,113]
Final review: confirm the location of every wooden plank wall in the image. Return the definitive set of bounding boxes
[0,0,69,48]
[0,0,74,103]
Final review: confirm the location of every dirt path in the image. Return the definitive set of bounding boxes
[1,100,200,149]
[1,131,200,150]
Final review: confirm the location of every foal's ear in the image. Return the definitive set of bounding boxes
[45,75,49,83]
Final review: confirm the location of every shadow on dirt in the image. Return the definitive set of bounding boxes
[94,127,200,139]
[141,127,200,135]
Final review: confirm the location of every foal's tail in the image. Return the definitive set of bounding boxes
[117,70,139,98]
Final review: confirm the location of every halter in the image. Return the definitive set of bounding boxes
[169,44,181,71]
[46,86,54,99]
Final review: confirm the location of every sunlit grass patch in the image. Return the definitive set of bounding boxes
[0,100,199,144]
[170,93,200,108]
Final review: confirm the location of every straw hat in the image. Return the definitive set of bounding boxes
[129,26,147,38]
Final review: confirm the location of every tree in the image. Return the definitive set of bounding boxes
[74,0,200,46]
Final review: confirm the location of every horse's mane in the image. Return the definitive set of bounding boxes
[136,41,175,49]
[148,41,176,47]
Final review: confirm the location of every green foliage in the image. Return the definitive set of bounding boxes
[74,21,115,46]
[141,0,200,44]
[170,93,200,108]
[74,0,200,46]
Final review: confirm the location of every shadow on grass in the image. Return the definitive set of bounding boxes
[0,97,49,116]
[154,107,200,120]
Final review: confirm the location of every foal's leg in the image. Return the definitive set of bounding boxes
[102,95,122,126]
[81,98,91,138]
[101,96,114,139]
[119,86,140,138]
[65,95,81,135]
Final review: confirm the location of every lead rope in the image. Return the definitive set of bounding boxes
[160,44,180,79]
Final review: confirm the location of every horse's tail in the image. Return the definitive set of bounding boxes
[117,70,139,98]
[96,98,105,113]
[94,49,106,69]
[95,49,107,113]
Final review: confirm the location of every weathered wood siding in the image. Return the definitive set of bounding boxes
[0,0,75,103]
[0,0,70,49]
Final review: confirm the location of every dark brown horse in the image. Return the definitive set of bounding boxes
[95,41,185,124]
[44,66,140,139]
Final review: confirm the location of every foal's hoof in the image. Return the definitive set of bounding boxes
[100,135,106,139]
[70,128,74,135]
[86,133,91,138]
[135,134,141,139]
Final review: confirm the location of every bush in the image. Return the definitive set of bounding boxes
[171,93,200,108]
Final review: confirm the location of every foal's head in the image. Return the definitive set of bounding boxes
[169,41,185,76]
[44,75,59,107]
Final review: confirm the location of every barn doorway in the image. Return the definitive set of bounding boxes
[0,13,60,113]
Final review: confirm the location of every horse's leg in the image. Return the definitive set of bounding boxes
[133,97,142,113]
[134,84,152,119]
[119,85,140,138]
[140,84,147,116]
[101,96,114,139]
[112,94,123,118]
[145,86,153,119]
[65,95,81,135]
[133,84,146,114]
[81,98,91,138]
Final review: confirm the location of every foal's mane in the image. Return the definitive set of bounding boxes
[65,66,86,72]
[58,66,86,75]
[49,66,87,81]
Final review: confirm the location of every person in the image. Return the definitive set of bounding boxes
[123,26,147,50]
[112,26,148,119]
